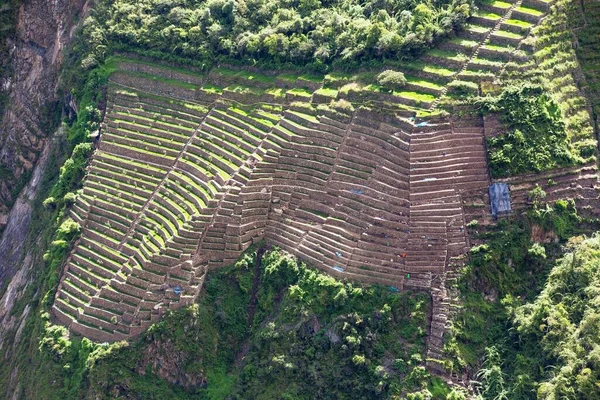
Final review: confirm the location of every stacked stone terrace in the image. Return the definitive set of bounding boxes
[52,71,492,342]
[51,0,559,343]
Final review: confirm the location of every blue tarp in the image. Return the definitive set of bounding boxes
[489,183,512,217]
[349,189,364,195]
[173,286,183,295]
[332,266,345,273]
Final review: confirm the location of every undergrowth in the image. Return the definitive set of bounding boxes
[29,248,460,399]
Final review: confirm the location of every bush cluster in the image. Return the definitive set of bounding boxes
[82,0,474,70]
[479,84,576,178]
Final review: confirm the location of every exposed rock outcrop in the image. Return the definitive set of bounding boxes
[0,0,87,225]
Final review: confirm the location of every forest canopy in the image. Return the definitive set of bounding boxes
[83,0,474,70]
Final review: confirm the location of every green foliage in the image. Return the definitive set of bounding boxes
[41,218,81,307]
[476,347,508,400]
[529,199,581,240]
[50,143,93,202]
[63,192,77,206]
[377,69,407,91]
[446,80,478,97]
[43,197,57,210]
[528,243,546,260]
[30,249,445,399]
[528,184,546,205]
[446,388,468,400]
[510,235,600,399]
[449,216,560,374]
[479,85,576,178]
[83,0,474,70]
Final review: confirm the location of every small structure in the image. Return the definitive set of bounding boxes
[489,183,512,218]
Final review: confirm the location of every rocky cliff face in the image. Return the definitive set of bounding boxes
[0,0,87,227]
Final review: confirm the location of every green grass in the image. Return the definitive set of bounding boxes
[481,43,515,52]
[286,88,312,97]
[450,38,480,49]
[504,18,534,27]
[225,85,264,95]
[515,5,544,15]
[298,73,324,83]
[405,77,445,90]
[110,55,205,80]
[276,72,300,82]
[120,70,198,90]
[465,24,491,33]
[403,61,457,77]
[475,10,502,19]
[265,87,285,98]
[470,57,504,66]
[212,67,275,83]
[492,30,524,39]
[396,91,436,102]
[426,49,469,64]
[489,0,512,8]
[314,87,338,97]
[201,84,223,94]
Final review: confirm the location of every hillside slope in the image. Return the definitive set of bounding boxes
[0,0,599,398]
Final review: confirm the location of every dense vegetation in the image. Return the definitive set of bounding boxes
[479,85,576,178]
[81,0,474,70]
[510,234,600,398]
[16,248,467,399]
[448,196,600,399]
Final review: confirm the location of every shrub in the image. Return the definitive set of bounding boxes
[528,184,547,204]
[43,197,57,210]
[63,192,77,206]
[446,80,479,97]
[528,243,546,259]
[466,219,479,228]
[376,70,407,91]
[52,142,93,199]
[329,98,354,112]
[480,85,575,178]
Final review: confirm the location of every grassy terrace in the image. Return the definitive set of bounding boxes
[53,0,551,339]
[492,30,524,39]
[514,5,544,15]
[120,70,199,90]
[212,67,275,84]
[504,18,533,28]
[474,10,503,20]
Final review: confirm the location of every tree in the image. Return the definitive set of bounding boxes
[376,69,406,91]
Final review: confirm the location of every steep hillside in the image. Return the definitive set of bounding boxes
[0,0,87,227]
[0,0,599,398]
